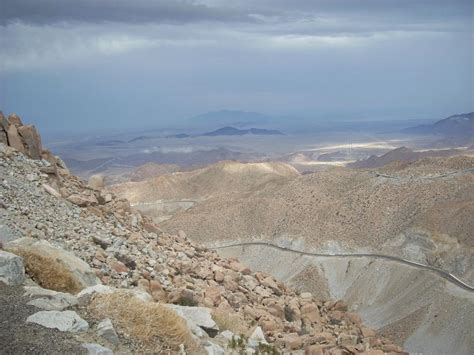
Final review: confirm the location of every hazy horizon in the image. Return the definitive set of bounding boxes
[1,0,473,134]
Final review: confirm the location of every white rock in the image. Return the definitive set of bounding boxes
[27,289,78,311]
[130,288,152,303]
[27,310,89,332]
[0,250,25,285]
[82,343,113,355]
[248,326,267,348]
[0,225,18,245]
[97,318,119,344]
[42,183,61,198]
[76,284,115,306]
[166,304,219,338]
[218,330,235,341]
[87,175,104,190]
[204,340,225,355]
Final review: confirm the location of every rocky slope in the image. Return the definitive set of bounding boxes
[160,157,474,285]
[348,146,470,169]
[0,113,403,353]
[111,160,299,223]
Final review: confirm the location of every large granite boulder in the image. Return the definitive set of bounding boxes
[7,238,100,292]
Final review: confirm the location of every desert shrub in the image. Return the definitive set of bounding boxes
[9,249,82,293]
[175,296,198,307]
[212,309,249,335]
[89,290,200,353]
[256,343,280,355]
[284,305,295,322]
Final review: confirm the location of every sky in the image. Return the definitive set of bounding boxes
[0,0,473,134]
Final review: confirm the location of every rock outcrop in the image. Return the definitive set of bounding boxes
[0,112,43,160]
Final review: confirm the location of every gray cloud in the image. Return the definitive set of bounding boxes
[2,0,472,31]
[0,0,254,25]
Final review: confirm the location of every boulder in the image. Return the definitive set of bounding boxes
[336,333,358,346]
[97,318,119,344]
[248,326,267,348]
[77,285,116,306]
[301,303,321,324]
[0,250,25,285]
[166,304,219,338]
[203,340,225,355]
[88,175,105,190]
[6,124,26,154]
[26,288,78,311]
[7,238,100,292]
[0,224,19,247]
[42,184,62,199]
[281,333,303,350]
[27,310,89,332]
[82,343,114,355]
[17,125,42,159]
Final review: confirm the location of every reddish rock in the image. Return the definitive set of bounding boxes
[149,280,163,292]
[360,326,376,338]
[345,312,362,325]
[261,276,281,294]
[281,333,303,350]
[301,303,322,324]
[305,344,333,355]
[111,261,129,273]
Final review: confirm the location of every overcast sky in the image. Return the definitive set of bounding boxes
[0,0,473,133]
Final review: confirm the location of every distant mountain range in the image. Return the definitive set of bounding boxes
[189,110,271,128]
[404,112,474,136]
[201,126,283,136]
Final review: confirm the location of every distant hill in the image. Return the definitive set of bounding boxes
[404,112,474,136]
[189,110,271,128]
[201,126,283,136]
[348,146,465,169]
[166,133,191,139]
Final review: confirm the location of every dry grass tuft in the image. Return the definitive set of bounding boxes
[89,290,200,353]
[212,308,249,335]
[8,249,82,293]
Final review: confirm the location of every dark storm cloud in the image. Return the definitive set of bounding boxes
[0,0,254,26]
[2,0,472,28]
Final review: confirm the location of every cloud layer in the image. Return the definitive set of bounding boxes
[0,0,472,132]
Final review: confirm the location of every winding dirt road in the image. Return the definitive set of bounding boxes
[211,241,474,292]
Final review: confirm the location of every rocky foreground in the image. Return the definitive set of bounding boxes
[0,113,405,354]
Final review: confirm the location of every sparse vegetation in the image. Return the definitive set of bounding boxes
[212,308,249,334]
[284,305,296,322]
[8,249,82,293]
[88,290,200,353]
[174,296,198,307]
[256,342,280,355]
[227,335,280,355]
